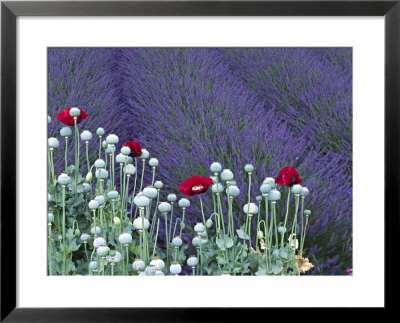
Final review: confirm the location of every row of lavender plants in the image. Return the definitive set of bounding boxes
[48,107,315,275]
[48,48,352,274]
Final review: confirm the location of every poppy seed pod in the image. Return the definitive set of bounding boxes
[210,162,222,173]
[194,222,205,233]
[118,233,133,245]
[150,257,165,270]
[220,169,234,181]
[301,187,310,196]
[155,270,165,276]
[48,193,52,202]
[88,200,100,210]
[210,176,217,184]
[169,262,182,275]
[143,186,157,199]
[304,210,311,216]
[48,212,54,223]
[105,146,115,154]
[48,115,51,123]
[178,198,190,208]
[132,259,145,272]
[93,237,106,248]
[57,173,70,186]
[106,251,122,263]
[91,226,102,235]
[94,195,106,206]
[106,134,119,145]
[263,177,276,188]
[260,183,272,194]
[127,157,133,164]
[149,158,159,167]
[145,265,156,276]
[124,164,136,175]
[244,164,254,173]
[116,153,125,164]
[60,126,72,137]
[256,195,263,202]
[158,202,172,213]
[268,189,281,201]
[69,107,81,117]
[48,137,60,149]
[121,146,131,156]
[291,184,303,195]
[154,181,163,190]
[83,183,91,191]
[172,236,183,247]
[167,194,177,202]
[192,236,201,247]
[139,149,149,159]
[89,261,98,271]
[212,183,224,193]
[243,203,259,215]
[80,233,90,242]
[226,185,240,197]
[107,190,119,200]
[80,130,93,141]
[133,194,151,207]
[187,256,199,267]
[97,246,110,257]
[94,159,106,168]
[278,227,286,234]
[133,217,150,231]
[95,169,109,179]
[96,127,105,136]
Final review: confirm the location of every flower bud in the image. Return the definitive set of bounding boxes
[206,219,213,228]
[95,195,106,206]
[86,172,93,182]
[150,257,165,270]
[167,194,177,202]
[278,227,286,234]
[145,265,156,276]
[102,140,108,149]
[257,231,264,239]
[113,217,121,225]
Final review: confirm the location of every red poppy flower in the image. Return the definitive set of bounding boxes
[275,166,302,187]
[179,175,213,197]
[56,107,89,126]
[123,141,142,157]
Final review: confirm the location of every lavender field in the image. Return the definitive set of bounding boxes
[48,48,352,275]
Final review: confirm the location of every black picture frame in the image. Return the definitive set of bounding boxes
[1,0,398,321]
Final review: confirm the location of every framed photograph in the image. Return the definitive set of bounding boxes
[1,0,397,320]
